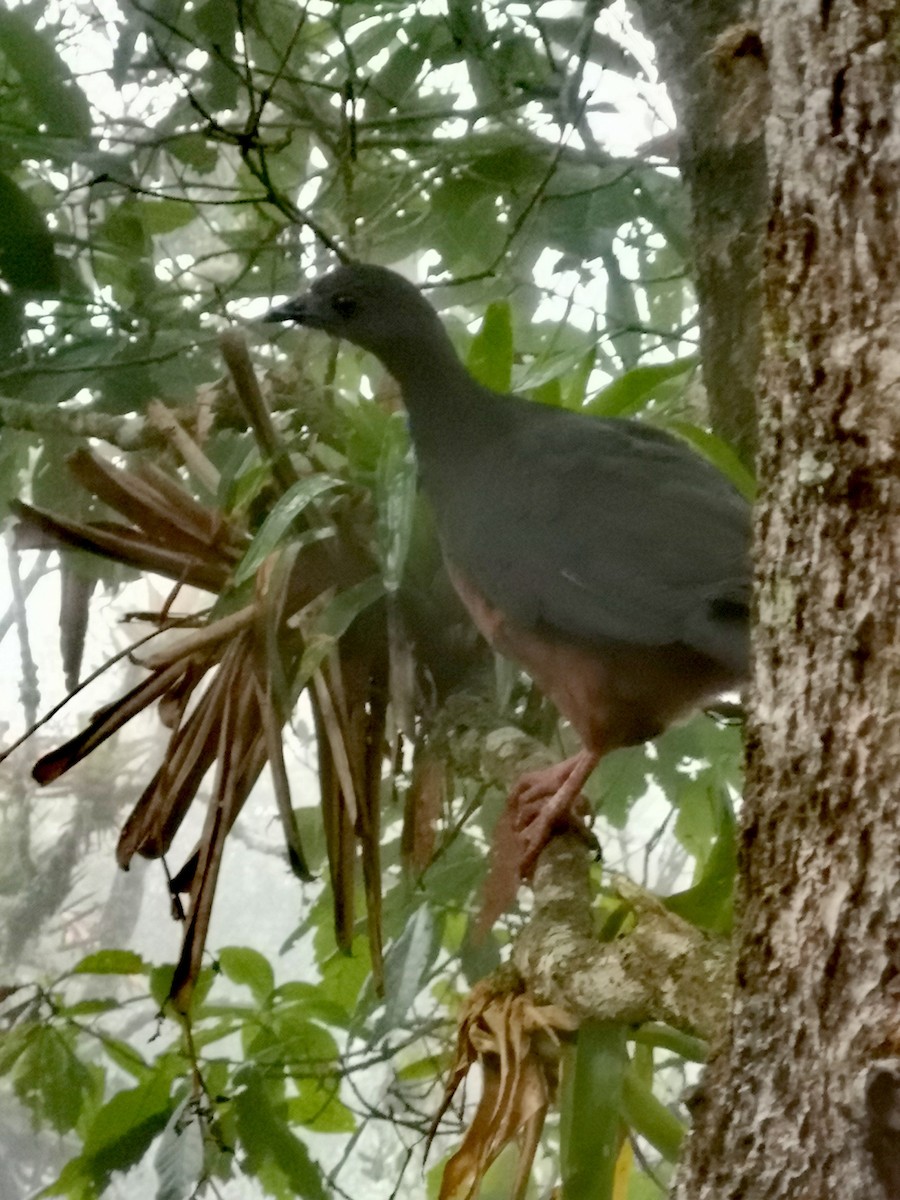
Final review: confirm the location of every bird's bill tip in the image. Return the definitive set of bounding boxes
[262,298,308,324]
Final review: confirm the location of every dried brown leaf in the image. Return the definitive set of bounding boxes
[33,658,194,785]
[401,747,445,873]
[432,979,576,1200]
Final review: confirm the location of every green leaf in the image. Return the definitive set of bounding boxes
[297,575,386,683]
[673,780,719,868]
[232,475,341,584]
[194,0,239,45]
[631,1024,708,1064]
[235,1068,328,1200]
[467,301,514,393]
[0,12,92,140]
[666,793,737,934]
[72,949,147,975]
[0,1024,37,1075]
[369,42,423,111]
[149,964,177,1010]
[373,904,438,1037]
[13,1025,95,1134]
[314,932,372,1016]
[0,172,58,292]
[168,132,219,173]
[262,1006,340,1068]
[565,347,598,410]
[101,200,151,258]
[374,415,417,594]
[586,358,698,418]
[658,420,756,501]
[98,1037,151,1081]
[66,1070,176,1193]
[154,1098,204,1200]
[287,1078,356,1133]
[560,1021,628,1200]
[140,199,198,235]
[270,981,352,1029]
[218,946,275,1003]
[620,1068,685,1163]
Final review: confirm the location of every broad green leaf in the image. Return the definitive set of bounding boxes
[168,132,219,173]
[628,1169,667,1199]
[98,1037,151,1080]
[287,1078,356,1133]
[375,414,417,593]
[73,949,147,975]
[59,999,119,1016]
[255,1006,339,1068]
[665,794,737,934]
[0,12,92,140]
[314,932,372,1016]
[232,475,341,584]
[218,946,275,1003]
[530,377,563,407]
[659,420,757,501]
[71,1070,176,1192]
[0,289,23,355]
[372,904,438,1038]
[13,1025,95,1134]
[565,346,598,410]
[149,965,177,1010]
[467,301,514,393]
[235,1068,328,1200]
[195,0,239,45]
[0,1024,37,1075]
[154,1098,204,1200]
[140,199,199,234]
[673,780,720,868]
[621,1068,685,1163]
[586,358,698,418]
[270,981,352,1029]
[0,172,58,292]
[101,201,151,258]
[560,1022,628,1200]
[369,42,423,112]
[297,575,386,683]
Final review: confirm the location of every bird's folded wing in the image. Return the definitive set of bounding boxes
[434,414,751,668]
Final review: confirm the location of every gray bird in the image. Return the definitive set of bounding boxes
[266,264,750,875]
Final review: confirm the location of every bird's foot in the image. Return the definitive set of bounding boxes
[509,753,586,808]
[475,749,600,938]
[511,749,600,877]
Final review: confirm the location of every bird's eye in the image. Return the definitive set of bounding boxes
[332,294,357,318]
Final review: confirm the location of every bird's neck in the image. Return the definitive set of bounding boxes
[376,328,491,452]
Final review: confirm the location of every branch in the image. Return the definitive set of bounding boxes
[0,397,166,452]
[513,838,732,1043]
[434,696,732,1042]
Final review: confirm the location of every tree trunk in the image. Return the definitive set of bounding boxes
[634,0,766,462]
[673,2,900,1197]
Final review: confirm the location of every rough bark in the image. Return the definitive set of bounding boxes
[634,0,766,462]
[673,3,900,1197]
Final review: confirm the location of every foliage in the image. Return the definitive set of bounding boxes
[0,1,745,1199]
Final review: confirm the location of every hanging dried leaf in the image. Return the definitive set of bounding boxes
[430,974,577,1200]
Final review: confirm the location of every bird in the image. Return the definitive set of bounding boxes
[265,263,751,882]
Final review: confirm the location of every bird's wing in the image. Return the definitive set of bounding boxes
[431,411,751,670]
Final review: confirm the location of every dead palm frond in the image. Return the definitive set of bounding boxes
[10,335,390,1009]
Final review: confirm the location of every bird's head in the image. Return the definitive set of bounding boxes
[264,263,446,365]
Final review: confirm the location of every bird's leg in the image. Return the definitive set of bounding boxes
[510,748,600,877]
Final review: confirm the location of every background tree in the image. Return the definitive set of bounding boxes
[673,1,900,1196]
[0,1,893,1199]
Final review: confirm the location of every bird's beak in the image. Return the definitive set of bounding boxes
[262,297,311,325]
